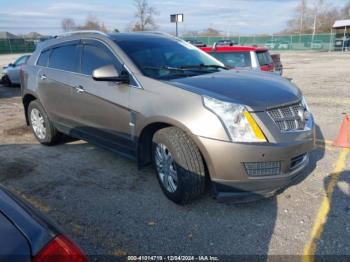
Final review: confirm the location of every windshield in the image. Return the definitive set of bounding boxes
[256,51,273,66]
[115,37,225,80]
[211,51,251,68]
[14,55,29,66]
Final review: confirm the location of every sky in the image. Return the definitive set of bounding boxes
[0,0,348,36]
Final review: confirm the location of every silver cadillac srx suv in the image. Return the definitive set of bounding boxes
[21,31,315,204]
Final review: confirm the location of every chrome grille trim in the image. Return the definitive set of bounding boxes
[267,102,306,132]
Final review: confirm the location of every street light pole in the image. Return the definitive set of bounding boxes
[170,14,183,37]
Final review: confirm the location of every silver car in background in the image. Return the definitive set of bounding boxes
[1,55,31,86]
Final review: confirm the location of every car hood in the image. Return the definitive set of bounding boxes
[168,70,301,111]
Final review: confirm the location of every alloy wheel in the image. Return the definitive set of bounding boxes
[30,108,46,139]
[154,143,178,193]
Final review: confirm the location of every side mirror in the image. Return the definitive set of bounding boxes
[92,64,129,83]
[8,63,15,67]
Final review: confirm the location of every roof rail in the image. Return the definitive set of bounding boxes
[138,31,177,38]
[54,30,108,38]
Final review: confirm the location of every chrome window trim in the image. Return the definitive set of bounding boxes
[34,36,142,90]
[35,66,142,89]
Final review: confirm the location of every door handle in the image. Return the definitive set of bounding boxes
[40,74,47,80]
[74,85,85,94]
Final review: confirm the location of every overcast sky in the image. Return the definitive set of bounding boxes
[0,0,348,35]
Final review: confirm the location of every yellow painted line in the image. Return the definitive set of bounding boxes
[315,139,333,145]
[302,148,349,262]
[315,139,335,151]
[316,144,336,151]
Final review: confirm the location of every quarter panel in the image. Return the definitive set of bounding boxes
[0,188,54,257]
[0,213,31,262]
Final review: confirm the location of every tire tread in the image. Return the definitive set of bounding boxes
[153,127,206,204]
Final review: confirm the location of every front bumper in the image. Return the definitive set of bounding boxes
[195,128,315,202]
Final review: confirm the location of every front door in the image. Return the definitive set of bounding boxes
[69,40,134,157]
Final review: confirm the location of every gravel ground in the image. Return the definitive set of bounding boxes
[0,51,349,261]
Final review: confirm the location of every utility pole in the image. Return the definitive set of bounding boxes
[299,0,307,43]
[312,13,317,44]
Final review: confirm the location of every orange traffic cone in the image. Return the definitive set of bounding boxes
[332,115,350,148]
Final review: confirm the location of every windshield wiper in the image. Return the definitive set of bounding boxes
[144,64,227,72]
[144,66,189,71]
[180,64,228,70]
[143,65,223,80]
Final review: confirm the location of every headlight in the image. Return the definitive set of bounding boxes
[203,96,266,142]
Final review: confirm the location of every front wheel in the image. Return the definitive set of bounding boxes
[152,127,206,204]
[28,100,62,145]
[1,75,12,87]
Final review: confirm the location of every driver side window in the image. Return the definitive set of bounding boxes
[81,43,122,76]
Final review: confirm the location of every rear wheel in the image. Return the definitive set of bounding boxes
[152,127,206,204]
[28,100,62,145]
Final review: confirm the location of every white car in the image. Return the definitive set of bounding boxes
[278,41,290,50]
[311,41,323,49]
[264,41,277,50]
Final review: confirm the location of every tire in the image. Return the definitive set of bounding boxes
[28,100,62,145]
[1,75,12,87]
[152,127,206,204]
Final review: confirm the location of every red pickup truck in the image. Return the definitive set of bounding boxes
[200,44,276,73]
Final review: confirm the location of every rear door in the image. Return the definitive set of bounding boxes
[69,40,135,157]
[37,41,81,127]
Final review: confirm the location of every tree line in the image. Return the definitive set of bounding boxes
[61,0,350,35]
[281,0,350,35]
[61,0,157,33]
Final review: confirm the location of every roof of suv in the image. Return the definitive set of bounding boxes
[37,31,176,50]
[56,31,175,43]
[200,45,268,53]
[109,32,175,42]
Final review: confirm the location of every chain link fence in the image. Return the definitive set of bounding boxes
[0,38,51,54]
[0,33,345,54]
[183,33,339,51]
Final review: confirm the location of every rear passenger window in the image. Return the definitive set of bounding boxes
[81,45,118,75]
[257,51,273,66]
[37,50,50,67]
[49,44,79,72]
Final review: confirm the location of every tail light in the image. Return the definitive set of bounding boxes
[33,234,88,262]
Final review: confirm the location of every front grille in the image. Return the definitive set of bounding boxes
[267,102,306,132]
[243,161,281,177]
